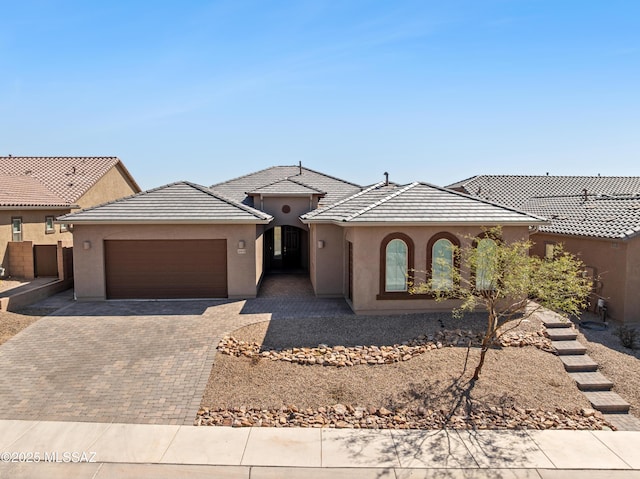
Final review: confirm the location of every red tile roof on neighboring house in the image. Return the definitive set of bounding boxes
[0,175,71,208]
[0,156,140,203]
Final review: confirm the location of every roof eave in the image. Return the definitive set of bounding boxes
[0,205,77,210]
[247,192,325,197]
[55,218,273,225]
[302,219,547,227]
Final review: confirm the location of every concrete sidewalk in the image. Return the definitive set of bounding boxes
[0,420,639,478]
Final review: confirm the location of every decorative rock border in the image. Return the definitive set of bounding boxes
[195,404,611,430]
[217,329,553,367]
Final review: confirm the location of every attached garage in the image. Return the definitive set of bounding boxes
[104,239,227,299]
[58,181,273,301]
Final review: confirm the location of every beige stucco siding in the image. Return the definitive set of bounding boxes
[341,225,530,315]
[530,233,629,321]
[75,164,139,209]
[72,224,260,300]
[310,223,345,297]
[624,236,640,323]
[255,225,264,287]
[258,196,314,230]
[1,209,72,275]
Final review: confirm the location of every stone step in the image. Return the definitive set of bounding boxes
[560,355,599,372]
[552,340,587,355]
[603,413,640,431]
[546,328,578,341]
[541,317,572,329]
[583,391,631,413]
[569,371,614,391]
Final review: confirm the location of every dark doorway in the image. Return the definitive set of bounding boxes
[33,244,58,277]
[265,225,307,271]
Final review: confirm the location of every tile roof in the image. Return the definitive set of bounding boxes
[448,175,640,209]
[0,156,140,203]
[248,177,326,196]
[0,175,71,208]
[58,181,273,223]
[522,195,640,239]
[448,175,640,239]
[211,165,361,207]
[301,182,544,225]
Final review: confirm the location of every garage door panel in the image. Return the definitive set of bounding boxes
[105,239,227,299]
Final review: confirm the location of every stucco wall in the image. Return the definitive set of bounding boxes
[258,196,313,230]
[343,225,529,315]
[310,223,345,297]
[625,236,640,323]
[530,233,629,321]
[255,225,264,287]
[72,224,260,300]
[75,164,140,209]
[1,209,72,276]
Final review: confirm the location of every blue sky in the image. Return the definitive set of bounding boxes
[1,1,639,190]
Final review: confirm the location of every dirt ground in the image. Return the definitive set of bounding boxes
[0,307,58,346]
[202,313,591,414]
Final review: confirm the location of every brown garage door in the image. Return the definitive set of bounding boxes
[104,239,227,299]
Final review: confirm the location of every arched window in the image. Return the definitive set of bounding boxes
[475,238,498,290]
[386,239,408,291]
[427,232,460,292]
[378,233,414,298]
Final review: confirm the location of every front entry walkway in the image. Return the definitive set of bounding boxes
[247,273,352,319]
[257,273,315,298]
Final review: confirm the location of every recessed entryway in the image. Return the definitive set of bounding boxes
[264,225,308,272]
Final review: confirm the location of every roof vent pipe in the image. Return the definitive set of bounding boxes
[384,172,389,186]
[298,161,302,175]
[583,188,588,202]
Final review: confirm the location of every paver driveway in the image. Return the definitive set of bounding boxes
[0,284,351,425]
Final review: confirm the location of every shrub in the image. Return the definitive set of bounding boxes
[615,325,638,350]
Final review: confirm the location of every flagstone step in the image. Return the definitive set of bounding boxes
[545,328,578,341]
[583,391,631,413]
[560,355,599,372]
[541,317,572,329]
[552,340,587,355]
[603,413,640,431]
[568,371,614,391]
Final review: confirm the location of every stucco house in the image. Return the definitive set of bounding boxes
[0,157,140,279]
[448,175,640,323]
[60,165,545,314]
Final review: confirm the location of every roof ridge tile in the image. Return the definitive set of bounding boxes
[301,182,383,219]
[343,182,419,222]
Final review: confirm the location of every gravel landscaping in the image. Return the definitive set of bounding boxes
[0,308,58,346]
[201,311,608,429]
[576,313,640,415]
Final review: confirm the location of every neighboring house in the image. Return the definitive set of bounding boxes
[448,175,640,323]
[0,157,140,279]
[60,165,544,314]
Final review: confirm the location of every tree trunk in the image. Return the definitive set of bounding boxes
[473,309,497,380]
[473,345,489,380]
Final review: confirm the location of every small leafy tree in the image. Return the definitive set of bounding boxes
[411,227,591,380]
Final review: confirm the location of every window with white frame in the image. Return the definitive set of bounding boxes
[45,216,55,234]
[11,217,23,242]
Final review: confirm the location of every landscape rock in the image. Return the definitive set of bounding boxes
[217,329,553,367]
[195,405,613,430]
